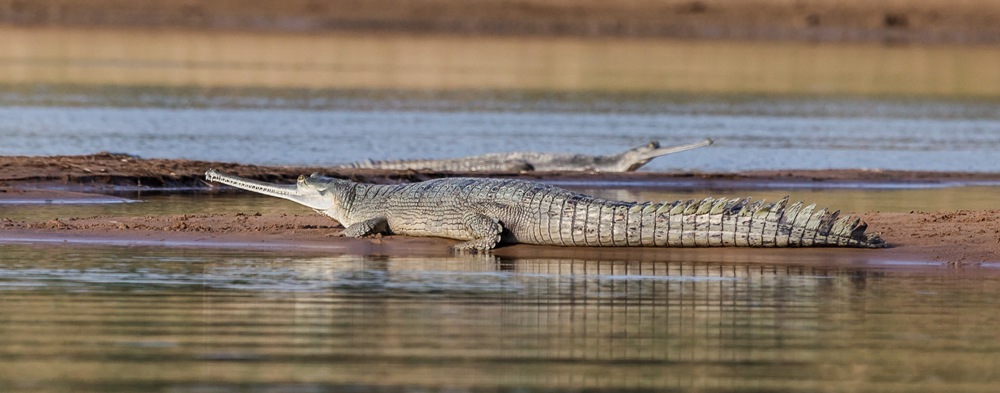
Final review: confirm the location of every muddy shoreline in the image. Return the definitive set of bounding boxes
[2,154,999,265]
[3,209,999,265]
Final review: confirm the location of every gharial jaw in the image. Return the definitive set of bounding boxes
[205,169,336,212]
[618,138,713,171]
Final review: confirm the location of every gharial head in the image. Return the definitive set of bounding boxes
[616,141,664,171]
[205,169,351,211]
[615,139,714,172]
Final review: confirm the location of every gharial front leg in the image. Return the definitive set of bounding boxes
[451,213,503,252]
[342,216,390,238]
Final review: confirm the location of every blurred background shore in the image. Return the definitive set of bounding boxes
[2,0,999,44]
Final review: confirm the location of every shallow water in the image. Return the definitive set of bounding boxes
[2,103,1000,173]
[2,244,1000,392]
[2,28,1000,172]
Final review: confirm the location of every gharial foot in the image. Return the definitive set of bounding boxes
[450,239,499,253]
[342,217,389,238]
[449,213,502,253]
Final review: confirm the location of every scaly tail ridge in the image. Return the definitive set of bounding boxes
[605,195,885,248]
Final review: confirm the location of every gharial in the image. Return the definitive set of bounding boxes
[335,139,713,172]
[205,169,885,251]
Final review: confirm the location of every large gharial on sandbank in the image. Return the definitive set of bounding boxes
[335,139,713,172]
[205,169,885,251]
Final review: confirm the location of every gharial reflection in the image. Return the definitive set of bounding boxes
[2,246,999,392]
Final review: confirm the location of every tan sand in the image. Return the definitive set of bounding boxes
[1,208,998,264]
[2,154,998,265]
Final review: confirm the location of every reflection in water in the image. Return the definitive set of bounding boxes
[2,244,1000,391]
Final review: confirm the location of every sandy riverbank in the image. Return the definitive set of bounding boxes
[2,153,998,265]
[2,207,999,265]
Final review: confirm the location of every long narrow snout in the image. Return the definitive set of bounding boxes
[205,169,299,197]
[641,138,713,160]
[621,138,714,171]
[205,169,332,210]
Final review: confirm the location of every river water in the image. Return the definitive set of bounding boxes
[3,244,1000,392]
[2,103,1000,172]
[3,28,1000,391]
[1,27,999,172]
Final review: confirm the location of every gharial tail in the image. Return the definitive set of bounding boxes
[641,196,885,248]
[549,195,885,248]
[335,157,532,172]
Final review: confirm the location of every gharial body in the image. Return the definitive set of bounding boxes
[205,169,885,251]
[335,139,713,172]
